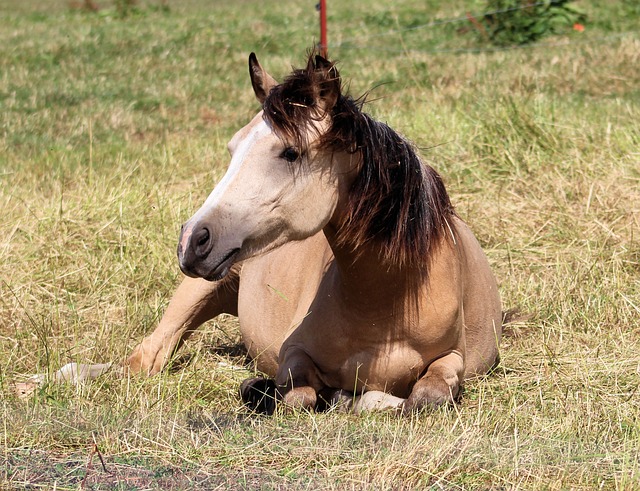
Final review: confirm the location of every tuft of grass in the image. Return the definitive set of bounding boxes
[1,0,639,489]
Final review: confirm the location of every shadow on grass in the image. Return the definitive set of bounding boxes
[167,342,251,374]
[2,448,278,490]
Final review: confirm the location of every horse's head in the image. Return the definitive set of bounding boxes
[178,53,355,280]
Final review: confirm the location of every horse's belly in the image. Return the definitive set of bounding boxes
[237,233,333,377]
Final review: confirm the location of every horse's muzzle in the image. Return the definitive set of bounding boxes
[178,221,212,275]
[177,222,240,281]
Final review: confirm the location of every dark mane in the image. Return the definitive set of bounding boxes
[262,54,456,271]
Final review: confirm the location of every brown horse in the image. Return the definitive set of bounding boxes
[126,52,502,413]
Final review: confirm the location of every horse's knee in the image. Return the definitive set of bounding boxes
[276,347,323,412]
[282,386,317,412]
[126,339,161,376]
[403,353,464,414]
[125,348,146,375]
[403,374,459,414]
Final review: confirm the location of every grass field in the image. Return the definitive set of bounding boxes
[1,0,639,489]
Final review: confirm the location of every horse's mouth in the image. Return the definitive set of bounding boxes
[205,248,240,281]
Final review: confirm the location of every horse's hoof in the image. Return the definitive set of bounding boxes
[239,377,278,415]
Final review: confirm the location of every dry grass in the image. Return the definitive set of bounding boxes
[1,0,639,489]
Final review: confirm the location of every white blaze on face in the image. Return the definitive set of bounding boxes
[179,119,272,254]
[199,119,271,219]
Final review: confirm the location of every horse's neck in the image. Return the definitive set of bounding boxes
[322,224,413,311]
[320,149,425,309]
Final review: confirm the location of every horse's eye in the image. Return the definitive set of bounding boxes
[281,147,300,163]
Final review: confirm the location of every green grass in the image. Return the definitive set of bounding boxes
[1,0,639,489]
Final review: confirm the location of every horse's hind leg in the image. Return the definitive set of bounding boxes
[127,266,240,375]
[402,351,464,414]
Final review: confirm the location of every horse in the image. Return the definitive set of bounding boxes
[126,51,502,413]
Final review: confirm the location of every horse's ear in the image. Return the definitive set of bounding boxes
[314,54,340,112]
[249,52,277,105]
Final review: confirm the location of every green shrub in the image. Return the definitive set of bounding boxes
[482,0,586,46]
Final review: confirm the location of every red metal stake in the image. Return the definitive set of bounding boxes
[318,0,328,57]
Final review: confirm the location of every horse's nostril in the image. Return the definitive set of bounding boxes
[196,228,210,247]
[193,227,212,259]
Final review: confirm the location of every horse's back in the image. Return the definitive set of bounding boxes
[237,233,333,376]
[453,218,502,378]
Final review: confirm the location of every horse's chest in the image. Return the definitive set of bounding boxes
[287,291,462,397]
[328,340,425,397]
[285,310,429,397]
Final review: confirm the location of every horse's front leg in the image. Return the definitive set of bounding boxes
[403,350,464,413]
[276,348,325,411]
[127,268,239,375]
